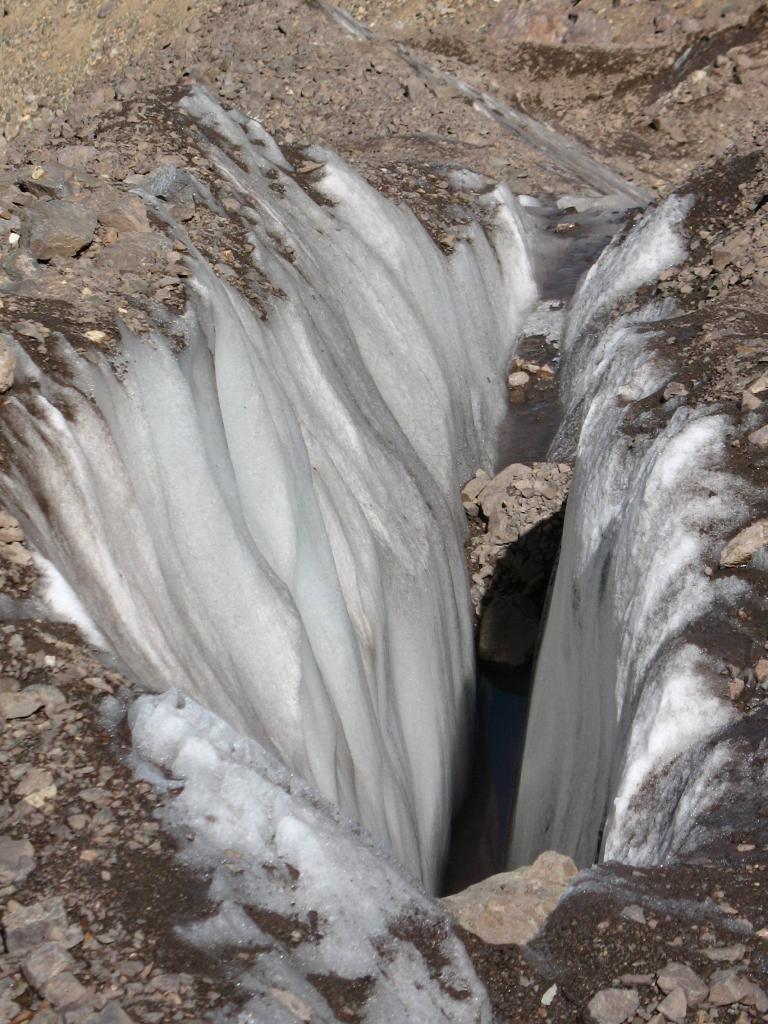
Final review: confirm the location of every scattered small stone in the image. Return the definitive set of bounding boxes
[729,677,745,700]
[662,381,688,401]
[23,942,75,992]
[89,1001,135,1024]
[586,987,639,1024]
[747,423,768,447]
[657,962,707,1004]
[720,519,768,566]
[620,904,646,925]
[93,189,149,235]
[2,896,69,953]
[541,984,557,1006]
[619,974,653,986]
[0,688,44,719]
[15,767,55,798]
[0,834,35,885]
[269,987,312,1022]
[43,970,90,1009]
[657,986,687,1022]
[708,968,751,1006]
[703,943,746,962]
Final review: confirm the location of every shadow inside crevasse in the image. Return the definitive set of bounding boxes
[441,509,567,897]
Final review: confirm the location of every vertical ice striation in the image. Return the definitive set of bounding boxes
[0,88,537,891]
[508,196,750,869]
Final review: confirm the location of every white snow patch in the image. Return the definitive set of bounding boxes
[32,553,105,648]
[130,691,492,1022]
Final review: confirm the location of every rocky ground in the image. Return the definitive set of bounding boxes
[1,0,768,1021]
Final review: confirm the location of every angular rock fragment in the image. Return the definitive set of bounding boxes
[22,941,75,992]
[2,896,68,953]
[24,199,97,259]
[657,986,686,1021]
[586,987,639,1024]
[0,834,35,885]
[0,689,45,719]
[93,188,150,235]
[719,518,768,566]
[43,970,90,1009]
[440,850,577,945]
[703,942,746,962]
[708,968,750,1006]
[90,1003,136,1024]
[656,961,707,1004]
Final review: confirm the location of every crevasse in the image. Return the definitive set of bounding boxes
[508,195,750,869]
[0,88,537,891]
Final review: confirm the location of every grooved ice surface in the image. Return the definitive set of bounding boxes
[509,197,748,869]
[0,88,536,892]
[129,690,492,1022]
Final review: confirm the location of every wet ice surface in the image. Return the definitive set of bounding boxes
[0,88,537,893]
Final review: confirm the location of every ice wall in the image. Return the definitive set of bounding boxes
[0,88,536,891]
[508,197,750,868]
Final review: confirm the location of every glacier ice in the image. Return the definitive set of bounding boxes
[508,196,751,869]
[128,690,493,1022]
[0,87,537,891]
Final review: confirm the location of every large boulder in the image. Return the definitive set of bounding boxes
[440,850,577,944]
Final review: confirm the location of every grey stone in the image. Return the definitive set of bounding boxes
[657,987,686,1021]
[2,896,68,953]
[747,424,768,447]
[742,981,768,1012]
[93,188,149,235]
[23,941,75,992]
[565,9,613,45]
[0,834,35,885]
[43,971,89,1009]
[708,968,750,1006]
[0,689,45,719]
[89,1002,135,1024]
[22,162,75,200]
[620,904,646,924]
[662,381,688,401]
[0,989,21,1021]
[15,767,54,797]
[24,199,97,259]
[703,943,746,962]
[657,962,707,1004]
[586,988,639,1024]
